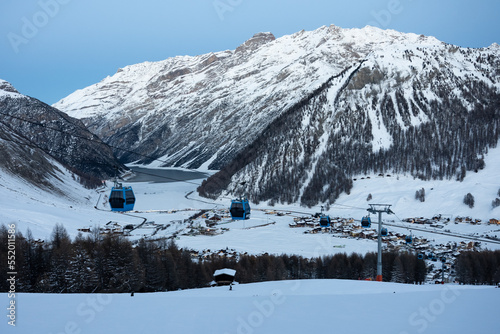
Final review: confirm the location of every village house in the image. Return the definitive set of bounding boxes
[213,268,236,286]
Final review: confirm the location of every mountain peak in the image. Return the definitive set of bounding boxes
[235,32,276,53]
[0,79,21,98]
[488,42,499,49]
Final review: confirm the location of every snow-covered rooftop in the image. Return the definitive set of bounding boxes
[214,268,236,277]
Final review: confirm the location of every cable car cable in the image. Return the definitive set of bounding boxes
[0,110,175,166]
[0,112,217,187]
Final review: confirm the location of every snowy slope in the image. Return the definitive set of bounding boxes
[2,279,498,334]
[0,167,98,240]
[329,141,500,226]
[1,144,499,255]
[2,159,499,333]
[0,79,123,183]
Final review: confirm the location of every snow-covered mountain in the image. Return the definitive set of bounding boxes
[54,25,500,206]
[0,79,123,189]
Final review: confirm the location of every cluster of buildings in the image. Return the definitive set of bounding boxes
[288,213,494,283]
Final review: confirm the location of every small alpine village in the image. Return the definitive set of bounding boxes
[105,199,500,287]
[7,176,495,295]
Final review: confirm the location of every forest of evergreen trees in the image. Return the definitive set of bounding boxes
[455,250,500,285]
[198,61,500,207]
[0,223,428,294]
[4,222,499,294]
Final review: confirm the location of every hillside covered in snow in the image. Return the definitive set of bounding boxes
[0,79,123,189]
[54,25,500,206]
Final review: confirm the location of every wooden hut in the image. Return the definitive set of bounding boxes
[214,268,236,286]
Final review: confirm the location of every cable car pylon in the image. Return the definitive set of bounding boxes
[367,204,394,282]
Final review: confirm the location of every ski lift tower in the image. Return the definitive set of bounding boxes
[367,204,394,282]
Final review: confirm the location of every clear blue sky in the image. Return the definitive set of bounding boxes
[1,0,499,105]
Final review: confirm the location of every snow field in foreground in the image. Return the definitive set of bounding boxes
[2,279,498,334]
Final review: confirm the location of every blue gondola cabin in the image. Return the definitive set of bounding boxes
[319,215,331,227]
[109,184,136,212]
[230,198,251,220]
[361,216,371,228]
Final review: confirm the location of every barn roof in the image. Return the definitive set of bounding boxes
[214,268,236,277]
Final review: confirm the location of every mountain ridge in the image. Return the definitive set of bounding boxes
[53,24,500,206]
[55,25,439,168]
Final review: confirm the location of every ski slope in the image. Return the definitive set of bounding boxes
[2,279,498,334]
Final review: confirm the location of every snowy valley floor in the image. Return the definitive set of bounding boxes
[1,158,500,258]
[2,279,499,334]
[1,146,500,333]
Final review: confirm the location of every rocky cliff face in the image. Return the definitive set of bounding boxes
[0,80,123,189]
[53,25,500,206]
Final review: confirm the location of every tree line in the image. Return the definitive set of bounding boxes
[455,250,500,285]
[198,60,500,207]
[0,224,428,293]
